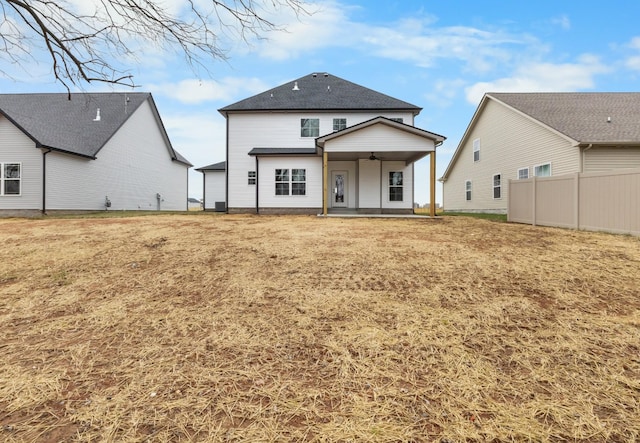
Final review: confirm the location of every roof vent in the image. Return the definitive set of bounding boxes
[93,108,101,122]
[292,81,300,91]
[312,73,317,77]
[607,116,611,123]
[323,73,329,77]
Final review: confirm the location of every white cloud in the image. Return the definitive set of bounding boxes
[148,77,270,104]
[464,55,609,104]
[550,15,571,30]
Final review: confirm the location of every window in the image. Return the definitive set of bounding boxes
[518,167,529,180]
[493,174,502,199]
[389,171,403,201]
[333,118,347,132]
[301,118,319,137]
[390,118,404,123]
[1,163,21,196]
[275,169,306,196]
[292,169,306,195]
[248,171,256,185]
[534,163,551,177]
[465,180,472,201]
[473,139,480,162]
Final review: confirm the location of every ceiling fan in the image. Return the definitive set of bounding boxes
[369,152,382,160]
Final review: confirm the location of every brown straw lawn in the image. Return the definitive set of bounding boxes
[0,214,639,442]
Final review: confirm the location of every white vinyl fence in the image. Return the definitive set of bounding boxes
[508,168,640,236]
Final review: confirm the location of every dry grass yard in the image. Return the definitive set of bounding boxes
[0,214,639,442]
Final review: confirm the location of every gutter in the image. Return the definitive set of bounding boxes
[255,156,259,214]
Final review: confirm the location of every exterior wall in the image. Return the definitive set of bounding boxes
[324,124,435,153]
[327,161,357,209]
[203,170,225,210]
[443,99,579,212]
[583,146,640,172]
[226,111,412,210]
[0,115,43,211]
[46,99,188,211]
[358,158,381,209]
[257,156,322,209]
[508,169,640,236]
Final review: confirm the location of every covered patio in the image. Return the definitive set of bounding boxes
[316,117,445,217]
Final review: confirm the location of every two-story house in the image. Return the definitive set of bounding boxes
[214,72,445,215]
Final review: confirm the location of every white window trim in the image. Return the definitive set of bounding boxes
[473,139,480,162]
[300,118,320,138]
[275,168,307,196]
[388,171,404,202]
[248,171,256,185]
[492,173,502,200]
[1,162,21,196]
[465,180,472,201]
[332,118,347,132]
[517,167,529,180]
[533,162,552,177]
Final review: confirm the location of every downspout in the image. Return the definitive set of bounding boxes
[255,156,259,214]
[42,149,51,214]
[225,117,229,213]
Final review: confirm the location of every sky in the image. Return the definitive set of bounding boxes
[3,0,640,205]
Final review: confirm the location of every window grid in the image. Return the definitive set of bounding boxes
[389,171,403,202]
[1,163,21,196]
[275,168,306,196]
[518,167,529,180]
[465,180,472,201]
[301,118,319,137]
[333,118,347,132]
[493,174,501,199]
[248,171,256,185]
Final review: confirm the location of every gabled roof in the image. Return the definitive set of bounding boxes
[196,161,226,171]
[440,92,640,181]
[219,73,422,115]
[489,92,640,144]
[315,116,445,147]
[0,92,191,165]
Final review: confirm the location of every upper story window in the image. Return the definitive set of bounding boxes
[1,163,21,196]
[389,118,404,123]
[473,139,480,162]
[518,167,529,180]
[465,180,472,201]
[493,174,502,199]
[301,118,319,137]
[333,118,347,131]
[248,171,256,185]
[389,171,403,201]
[275,168,306,196]
[534,163,551,177]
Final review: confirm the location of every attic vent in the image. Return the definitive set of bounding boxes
[323,73,329,77]
[292,81,300,91]
[93,108,101,122]
[312,73,317,77]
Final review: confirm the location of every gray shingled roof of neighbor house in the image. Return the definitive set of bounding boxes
[195,161,226,171]
[0,92,191,165]
[489,92,640,144]
[219,73,422,114]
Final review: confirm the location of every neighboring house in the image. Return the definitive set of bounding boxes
[218,72,445,215]
[187,197,203,210]
[0,92,191,215]
[440,92,640,213]
[195,161,226,211]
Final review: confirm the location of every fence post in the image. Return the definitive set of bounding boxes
[532,176,537,226]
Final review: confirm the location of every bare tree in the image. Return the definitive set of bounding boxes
[0,0,309,92]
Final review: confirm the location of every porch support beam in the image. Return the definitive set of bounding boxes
[323,151,328,216]
[430,150,436,217]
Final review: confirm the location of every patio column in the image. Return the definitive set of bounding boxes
[323,151,328,216]
[430,150,436,217]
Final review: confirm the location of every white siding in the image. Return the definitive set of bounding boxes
[584,146,640,172]
[226,111,413,210]
[203,170,225,210]
[46,99,188,211]
[324,124,435,153]
[0,115,43,210]
[257,156,322,209]
[358,159,381,208]
[444,99,579,213]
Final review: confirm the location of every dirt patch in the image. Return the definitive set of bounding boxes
[0,214,639,442]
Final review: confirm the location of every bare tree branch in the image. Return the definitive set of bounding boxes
[0,0,310,93]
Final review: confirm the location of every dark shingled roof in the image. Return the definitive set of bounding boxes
[489,92,640,144]
[0,92,191,165]
[195,161,226,171]
[248,147,318,156]
[219,73,422,114]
